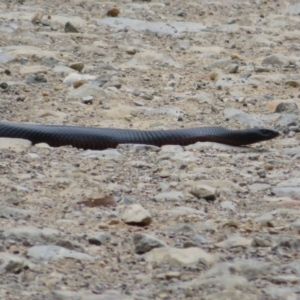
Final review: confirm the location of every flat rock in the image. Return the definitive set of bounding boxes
[168,206,204,217]
[0,138,31,151]
[96,17,206,36]
[53,65,75,75]
[0,206,37,218]
[0,51,16,64]
[2,226,59,244]
[63,73,96,85]
[215,235,252,249]
[27,245,94,262]
[122,50,182,69]
[154,191,184,202]
[283,4,300,15]
[185,142,257,153]
[3,45,58,59]
[81,149,123,160]
[192,180,244,193]
[67,84,107,99]
[145,247,216,267]
[272,187,300,199]
[20,65,50,76]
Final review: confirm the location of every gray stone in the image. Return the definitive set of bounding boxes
[0,51,16,65]
[283,3,300,15]
[133,233,167,254]
[220,201,236,211]
[2,226,59,244]
[276,113,299,127]
[27,245,94,262]
[65,22,79,33]
[290,219,300,233]
[95,17,206,36]
[168,206,204,217]
[0,206,37,218]
[88,232,110,246]
[276,102,298,113]
[225,63,239,74]
[154,191,184,202]
[0,253,27,274]
[262,54,291,66]
[122,50,183,69]
[272,187,300,199]
[81,149,123,160]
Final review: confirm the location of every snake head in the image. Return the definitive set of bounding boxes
[257,128,280,140]
[236,128,281,146]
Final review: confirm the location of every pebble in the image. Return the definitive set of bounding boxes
[190,184,217,200]
[107,8,120,17]
[133,233,167,254]
[69,62,84,72]
[122,204,152,226]
[88,232,110,246]
[64,21,79,33]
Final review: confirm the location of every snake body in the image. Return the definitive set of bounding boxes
[0,122,279,150]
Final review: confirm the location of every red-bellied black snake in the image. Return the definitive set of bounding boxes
[0,121,280,150]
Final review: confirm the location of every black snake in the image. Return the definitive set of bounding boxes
[0,121,280,150]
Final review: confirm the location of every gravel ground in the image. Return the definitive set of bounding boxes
[1,0,300,299]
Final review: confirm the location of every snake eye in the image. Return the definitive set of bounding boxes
[261,129,268,135]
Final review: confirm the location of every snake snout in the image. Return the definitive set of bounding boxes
[258,128,280,139]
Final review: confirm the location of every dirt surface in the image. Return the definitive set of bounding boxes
[1,0,300,299]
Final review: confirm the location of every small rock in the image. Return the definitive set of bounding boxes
[82,96,93,104]
[261,55,289,66]
[154,191,184,202]
[31,12,43,24]
[65,22,79,33]
[107,8,120,17]
[190,184,217,200]
[0,82,8,90]
[69,62,84,72]
[286,80,299,88]
[73,79,88,89]
[215,235,252,249]
[225,63,239,74]
[220,201,236,211]
[275,102,298,113]
[88,232,110,246]
[122,204,152,226]
[126,47,136,55]
[133,233,167,254]
[25,75,47,84]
